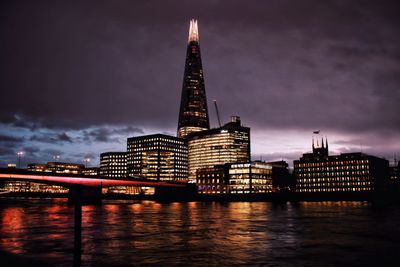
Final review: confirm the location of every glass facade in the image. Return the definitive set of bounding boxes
[177,19,210,138]
[188,117,250,180]
[127,134,188,181]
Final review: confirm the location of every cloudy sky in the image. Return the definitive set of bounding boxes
[1,0,399,167]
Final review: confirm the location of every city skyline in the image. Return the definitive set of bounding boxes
[1,0,399,167]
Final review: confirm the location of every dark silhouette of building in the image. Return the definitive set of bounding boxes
[127,134,188,181]
[294,137,389,193]
[266,160,295,191]
[177,19,210,138]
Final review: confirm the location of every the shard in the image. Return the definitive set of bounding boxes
[177,19,210,138]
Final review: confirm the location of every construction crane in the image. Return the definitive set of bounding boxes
[213,100,222,128]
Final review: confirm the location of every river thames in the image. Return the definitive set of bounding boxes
[0,198,399,266]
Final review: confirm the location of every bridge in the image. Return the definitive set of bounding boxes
[0,168,194,203]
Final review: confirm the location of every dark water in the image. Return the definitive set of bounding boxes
[0,199,399,266]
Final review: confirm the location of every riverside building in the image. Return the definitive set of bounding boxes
[127,134,188,181]
[294,137,389,193]
[187,116,250,180]
[99,152,127,178]
[196,161,281,194]
[177,19,210,138]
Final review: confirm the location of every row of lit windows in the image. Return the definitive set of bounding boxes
[297,171,370,178]
[296,166,368,172]
[297,182,371,187]
[297,188,372,192]
[295,160,369,168]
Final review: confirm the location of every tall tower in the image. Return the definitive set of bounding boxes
[177,19,210,138]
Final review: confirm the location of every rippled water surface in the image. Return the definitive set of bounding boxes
[1,198,400,266]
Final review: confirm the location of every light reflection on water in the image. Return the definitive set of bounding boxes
[0,199,399,266]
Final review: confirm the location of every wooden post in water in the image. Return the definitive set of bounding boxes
[73,202,82,267]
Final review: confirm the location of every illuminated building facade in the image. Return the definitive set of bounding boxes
[188,116,250,180]
[83,167,99,176]
[294,138,389,193]
[4,161,83,193]
[28,162,84,174]
[196,165,227,194]
[196,161,276,194]
[5,161,85,193]
[177,19,210,138]
[127,134,188,181]
[99,152,127,178]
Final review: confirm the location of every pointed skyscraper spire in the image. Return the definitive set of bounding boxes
[177,19,210,138]
[321,137,325,148]
[188,19,199,43]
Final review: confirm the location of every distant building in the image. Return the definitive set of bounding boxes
[266,161,295,191]
[177,19,210,138]
[27,163,47,172]
[7,163,16,169]
[294,137,389,193]
[82,167,99,176]
[188,116,250,180]
[99,152,127,178]
[127,134,188,181]
[28,162,84,174]
[196,161,287,194]
[196,165,227,194]
[5,161,83,193]
[389,160,400,189]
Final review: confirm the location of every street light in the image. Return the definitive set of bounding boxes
[17,151,24,169]
[84,158,91,167]
[53,155,61,162]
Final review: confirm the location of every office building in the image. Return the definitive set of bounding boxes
[294,137,389,193]
[28,162,84,174]
[127,134,188,181]
[83,167,99,176]
[196,161,281,194]
[177,19,210,138]
[99,152,127,178]
[188,116,250,180]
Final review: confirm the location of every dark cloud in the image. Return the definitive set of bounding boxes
[112,126,144,136]
[0,0,399,164]
[80,126,144,144]
[0,134,24,143]
[30,132,72,143]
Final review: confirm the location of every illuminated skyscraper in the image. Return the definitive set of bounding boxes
[188,116,250,180]
[177,19,210,138]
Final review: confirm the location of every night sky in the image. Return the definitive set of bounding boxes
[1,0,399,167]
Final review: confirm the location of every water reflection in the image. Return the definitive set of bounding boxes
[0,199,399,266]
